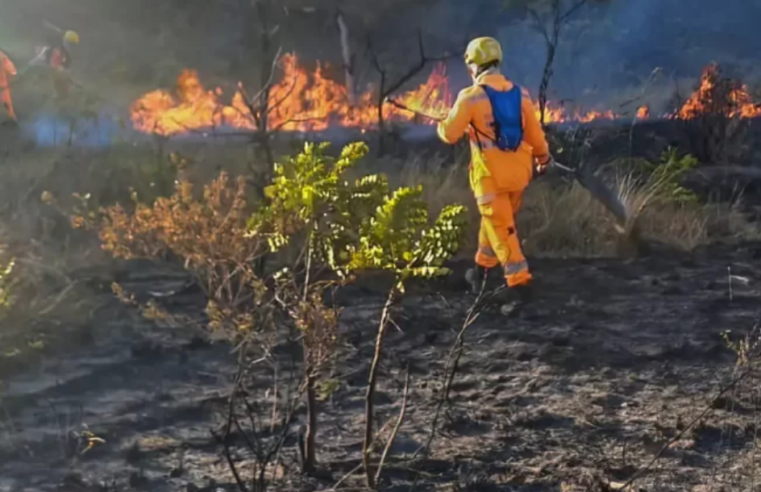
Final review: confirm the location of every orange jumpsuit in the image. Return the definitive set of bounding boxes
[437,72,550,287]
[0,51,17,121]
[33,45,72,100]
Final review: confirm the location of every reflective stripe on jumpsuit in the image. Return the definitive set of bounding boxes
[437,71,551,288]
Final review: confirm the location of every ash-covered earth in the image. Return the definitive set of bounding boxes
[1,242,759,492]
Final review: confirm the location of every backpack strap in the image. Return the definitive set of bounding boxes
[480,83,525,152]
[471,84,524,151]
[474,85,498,145]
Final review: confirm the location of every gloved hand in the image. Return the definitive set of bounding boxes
[534,154,554,176]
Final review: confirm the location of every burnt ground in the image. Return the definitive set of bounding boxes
[1,242,761,492]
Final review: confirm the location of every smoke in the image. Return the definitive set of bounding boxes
[4,0,760,139]
[365,0,761,112]
[496,0,761,108]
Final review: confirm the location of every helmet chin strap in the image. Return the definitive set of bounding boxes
[478,65,499,77]
[470,63,499,81]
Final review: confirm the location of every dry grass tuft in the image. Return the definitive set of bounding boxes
[390,155,761,259]
[519,180,622,257]
[0,144,757,374]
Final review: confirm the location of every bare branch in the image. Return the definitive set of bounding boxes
[375,364,410,485]
[367,37,384,76]
[266,74,301,115]
[619,367,752,490]
[247,46,284,108]
[528,7,551,44]
[336,9,356,104]
[381,31,449,98]
[236,83,263,128]
[363,288,397,489]
[416,277,489,458]
[331,463,364,491]
[215,366,250,492]
[559,0,589,23]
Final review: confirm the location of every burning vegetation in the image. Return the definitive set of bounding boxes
[130,55,761,138]
[130,54,452,136]
[677,63,761,120]
[6,2,761,490]
[675,63,761,163]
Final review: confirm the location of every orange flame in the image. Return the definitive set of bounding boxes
[130,58,761,137]
[131,53,631,136]
[131,54,453,136]
[677,63,761,120]
[535,103,617,124]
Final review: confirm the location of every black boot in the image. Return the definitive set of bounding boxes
[499,283,534,318]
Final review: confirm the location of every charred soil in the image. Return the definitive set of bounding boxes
[1,242,760,491]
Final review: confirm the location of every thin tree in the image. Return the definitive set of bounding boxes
[234,0,281,183]
[508,0,597,126]
[366,31,454,155]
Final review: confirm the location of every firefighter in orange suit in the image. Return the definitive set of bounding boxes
[436,37,553,315]
[31,28,80,71]
[0,50,17,121]
[30,28,80,100]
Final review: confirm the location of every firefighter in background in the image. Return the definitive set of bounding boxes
[436,37,553,316]
[30,25,80,99]
[0,50,17,121]
[31,25,80,70]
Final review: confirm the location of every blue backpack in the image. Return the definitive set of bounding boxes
[479,84,524,152]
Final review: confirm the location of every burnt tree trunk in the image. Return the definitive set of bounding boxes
[255,0,275,174]
[302,356,317,474]
[336,10,355,105]
[363,289,396,489]
[377,93,387,156]
[530,0,589,127]
[537,0,562,127]
[537,41,556,127]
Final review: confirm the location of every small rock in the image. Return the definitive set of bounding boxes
[131,341,162,359]
[691,485,720,492]
[681,258,699,268]
[669,439,695,450]
[59,473,86,489]
[566,295,585,307]
[185,336,210,350]
[124,441,143,464]
[662,285,684,295]
[129,471,149,488]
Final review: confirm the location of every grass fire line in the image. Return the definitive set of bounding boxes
[128,55,657,138]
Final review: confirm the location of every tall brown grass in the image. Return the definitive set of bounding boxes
[386,154,760,258]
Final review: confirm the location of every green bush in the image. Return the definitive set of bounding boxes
[642,147,699,204]
[88,141,468,480]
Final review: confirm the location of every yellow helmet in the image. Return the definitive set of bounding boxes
[464,37,502,67]
[64,31,80,45]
